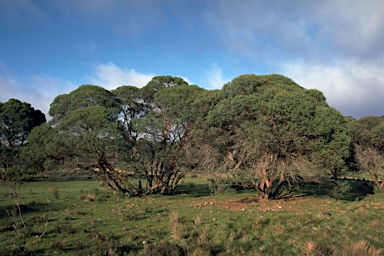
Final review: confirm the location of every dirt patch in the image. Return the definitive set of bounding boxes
[219,201,248,211]
[237,197,259,204]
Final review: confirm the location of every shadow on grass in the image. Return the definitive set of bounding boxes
[172,178,377,202]
[291,179,375,201]
[116,245,141,255]
[173,183,211,197]
[0,201,63,220]
[345,179,375,200]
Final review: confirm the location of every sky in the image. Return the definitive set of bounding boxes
[1,0,384,119]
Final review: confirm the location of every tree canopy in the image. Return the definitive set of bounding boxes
[192,74,351,199]
[0,99,46,172]
[348,116,384,189]
[4,73,373,199]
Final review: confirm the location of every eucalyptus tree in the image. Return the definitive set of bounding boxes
[349,116,384,189]
[49,84,120,125]
[47,85,140,194]
[45,78,204,195]
[22,123,54,177]
[0,99,46,227]
[131,77,204,194]
[0,98,46,171]
[195,74,351,199]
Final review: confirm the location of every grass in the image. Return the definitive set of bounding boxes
[0,178,383,255]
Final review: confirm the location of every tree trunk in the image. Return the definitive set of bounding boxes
[369,170,384,190]
[271,173,285,199]
[258,169,274,200]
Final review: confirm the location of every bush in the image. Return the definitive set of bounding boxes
[328,181,352,199]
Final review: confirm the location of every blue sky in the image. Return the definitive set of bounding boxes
[1,0,384,118]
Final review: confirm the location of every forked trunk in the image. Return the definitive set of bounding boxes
[258,169,286,200]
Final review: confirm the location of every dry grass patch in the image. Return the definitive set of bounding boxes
[303,241,334,256]
[370,219,380,228]
[339,240,383,256]
[355,206,368,213]
[170,211,184,241]
[84,194,96,202]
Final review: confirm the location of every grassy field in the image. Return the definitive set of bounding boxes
[0,178,383,255]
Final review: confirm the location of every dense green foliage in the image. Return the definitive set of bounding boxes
[0,98,46,176]
[41,76,207,195]
[2,73,383,197]
[192,74,351,199]
[348,116,384,189]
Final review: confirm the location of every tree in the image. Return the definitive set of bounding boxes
[49,84,120,125]
[46,80,205,195]
[310,107,353,180]
[348,116,382,149]
[48,85,141,194]
[349,116,384,189]
[22,123,55,178]
[140,76,188,103]
[131,77,204,194]
[50,106,139,193]
[194,74,351,199]
[0,98,46,171]
[0,99,46,227]
[355,145,384,189]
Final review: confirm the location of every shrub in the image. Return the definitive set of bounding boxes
[328,181,352,200]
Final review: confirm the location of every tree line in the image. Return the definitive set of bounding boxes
[1,74,383,200]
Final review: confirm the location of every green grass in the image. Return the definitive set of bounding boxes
[0,179,383,255]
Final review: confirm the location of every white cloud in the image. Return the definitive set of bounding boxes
[0,63,76,117]
[207,0,384,62]
[87,62,155,89]
[206,1,384,118]
[204,63,229,89]
[280,59,384,118]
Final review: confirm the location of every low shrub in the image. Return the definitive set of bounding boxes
[328,180,352,199]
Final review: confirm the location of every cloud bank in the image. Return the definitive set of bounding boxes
[87,62,155,89]
[204,63,230,89]
[281,59,384,118]
[206,0,384,117]
[0,72,75,117]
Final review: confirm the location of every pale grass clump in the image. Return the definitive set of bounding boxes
[84,194,96,202]
[197,226,210,243]
[370,219,380,228]
[186,226,214,256]
[304,241,333,256]
[170,211,184,241]
[189,248,210,256]
[305,240,382,256]
[338,240,382,256]
[306,241,317,252]
[194,215,201,225]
